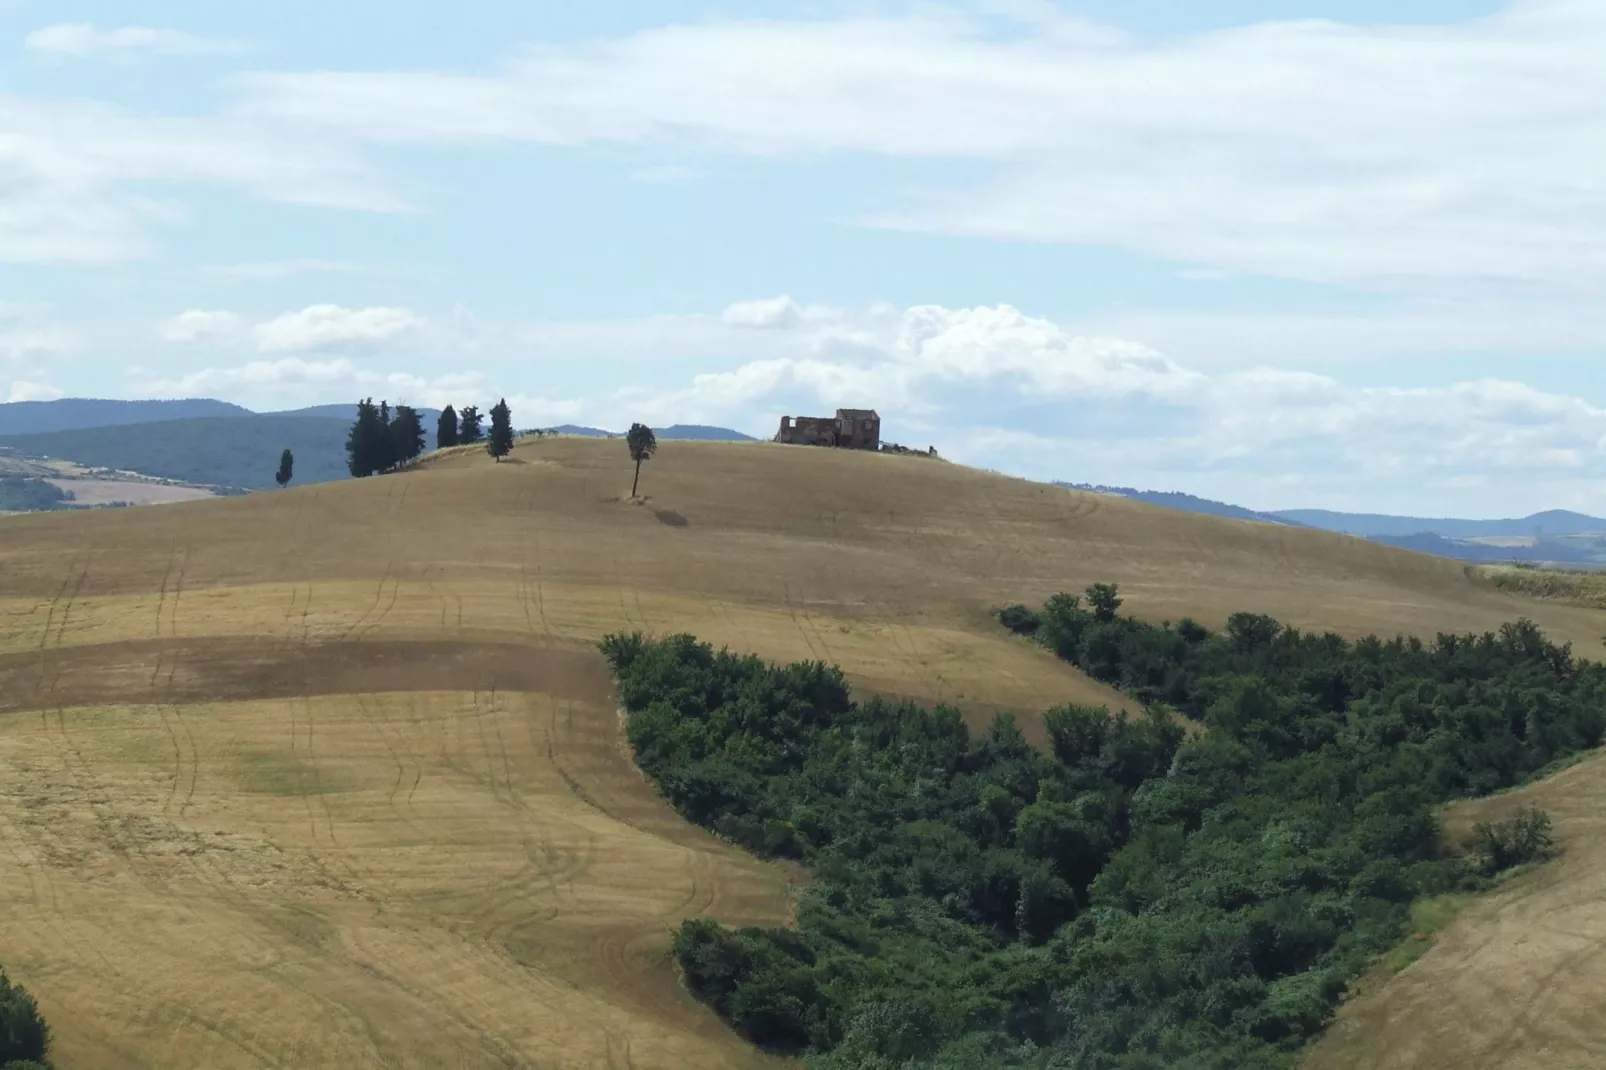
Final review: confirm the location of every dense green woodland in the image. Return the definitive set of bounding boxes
[0,476,70,512]
[603,587,1599,1068]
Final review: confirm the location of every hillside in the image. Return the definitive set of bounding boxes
[0,397,251,435]
[1,437,1603,1068]
[0,414,352,490]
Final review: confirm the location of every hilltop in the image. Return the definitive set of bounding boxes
[0,436,1602,1068]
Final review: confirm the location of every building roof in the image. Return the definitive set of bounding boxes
[836,408,879,420]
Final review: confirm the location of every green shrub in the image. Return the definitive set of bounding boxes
[1471,807,1556,875]
[0,969,50,1067]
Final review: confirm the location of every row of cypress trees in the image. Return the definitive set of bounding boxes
[346,398,515,477]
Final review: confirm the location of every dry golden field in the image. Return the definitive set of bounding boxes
[1,434,1602,1069]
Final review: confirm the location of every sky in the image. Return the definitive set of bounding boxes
[1,0,1602,516]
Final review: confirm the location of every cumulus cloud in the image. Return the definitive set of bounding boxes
[24,23,243,58]
[159,309,242,344]
[721,296,804,329]
[254,305,426,353]
[5,379,66,403]
[225,1,1606,290]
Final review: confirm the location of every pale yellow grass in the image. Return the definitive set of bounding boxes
[3,435,1605,1069]
[0,690,790,1070]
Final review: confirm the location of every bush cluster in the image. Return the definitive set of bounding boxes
[603,585,1601,1068]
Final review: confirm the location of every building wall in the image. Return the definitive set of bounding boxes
[776,412,880,449]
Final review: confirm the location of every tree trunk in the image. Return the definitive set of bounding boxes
[632,459,641,497]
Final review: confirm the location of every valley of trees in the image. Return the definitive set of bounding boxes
[603,588,1600,1068]
[0,476,71,512]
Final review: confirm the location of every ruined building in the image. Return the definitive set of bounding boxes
[775,408,881,450]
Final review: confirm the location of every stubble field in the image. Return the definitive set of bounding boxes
[1,435,1601,1068]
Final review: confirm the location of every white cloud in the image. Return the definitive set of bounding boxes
[230,1,1606,290]
[722,296,804,329]
[5,379,65,403]
[0,95,407,265]
[113,297,1606,513]
[202,259,359,280]
[24,23,243,59]
[253,305,426,353]
[159,309,242,344]
[134,357,480,411]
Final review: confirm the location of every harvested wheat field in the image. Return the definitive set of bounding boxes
[1,434,1602,1069]
[1305,751,1606,1070]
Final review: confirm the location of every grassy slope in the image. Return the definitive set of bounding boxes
[1,436,1603,1068]
[0,414,352,490]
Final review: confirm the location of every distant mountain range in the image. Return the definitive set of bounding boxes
[1057,481,1606,565]
[1273,508,1606,539]
[0,398,759,498]
[0,398,252,436]
[547,424,756,442]
[1054,483,1302,527]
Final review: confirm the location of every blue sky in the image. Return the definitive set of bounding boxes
[1,0,1602,515]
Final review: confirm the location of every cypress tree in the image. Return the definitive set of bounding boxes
[377,400,397,471]
[275,448,294,488]
[437,405,459,449]
[487,398,514,461]
[345,398,384,477]
[458,404,483,444]
[392,405,425,465]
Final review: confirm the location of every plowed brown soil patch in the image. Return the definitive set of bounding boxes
[2,435,1602,1068]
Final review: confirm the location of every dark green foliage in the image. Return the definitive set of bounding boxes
[390,405,426,466]
[627,422,657,497]
[458,405,483,444]
[436,405,459,449]
[0,416,353,491]
[0,476,71,512]
[274,448,294,488]
[998,605,1040,636]
[345,398,389,478]
[487,398,514,461]
[0,968,50,1066]
[605,583,1601,1068]
[1470,807,1555,876]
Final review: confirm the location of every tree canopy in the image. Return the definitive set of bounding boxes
[436,405,459,449]
[627,422,657,497]
[487,398,514,461]
[458,405,483,444]
[274,448,294,488]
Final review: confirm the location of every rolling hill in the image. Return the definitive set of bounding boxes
[0,437,1602,1068]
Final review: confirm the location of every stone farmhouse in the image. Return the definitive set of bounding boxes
[775,409,881,450]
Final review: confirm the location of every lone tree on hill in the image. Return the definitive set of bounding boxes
[391,404,426,466]
[436,405,459,449]
[275,448,294,488]
[458,404,483,444]
[487,398,514,461]
[627,422,657,497]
